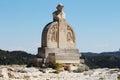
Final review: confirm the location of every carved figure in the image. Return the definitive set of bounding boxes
[48,25,58,42]
[67,31,73,42]
[52,3,66,22]
[67,26,75,43]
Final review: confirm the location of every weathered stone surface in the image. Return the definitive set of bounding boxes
[0,68,9,80]
[38,4,81,65]
[41,22,75,49]
[38,47,80,64]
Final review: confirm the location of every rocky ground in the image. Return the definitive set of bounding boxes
[0,65,120,80]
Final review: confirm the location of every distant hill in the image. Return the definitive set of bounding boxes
[100,51,120,57]
[0,49,120,68]
[0,49,36,65]
[81,51,120,68]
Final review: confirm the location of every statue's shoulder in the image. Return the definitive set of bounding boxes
[52,11,58,15]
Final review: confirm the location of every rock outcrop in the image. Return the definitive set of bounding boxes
[0,65,120,80]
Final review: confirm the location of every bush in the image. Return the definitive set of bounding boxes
[73,65,89,73]
[49,62,63,71]
[99,77,105,80]
[117,74,120,80]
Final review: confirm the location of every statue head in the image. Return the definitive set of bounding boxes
[56,3,64,12]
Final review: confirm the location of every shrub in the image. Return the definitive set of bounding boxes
[24,75,30,80]
[73,65,89,73]
[117,74,120,80]
[99,77,105,80]
[49,62,63,71]
[39,68,46,73]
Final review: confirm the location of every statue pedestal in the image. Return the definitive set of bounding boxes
[38,47,80,64]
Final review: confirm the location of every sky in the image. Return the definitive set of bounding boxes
[0,0,120,54]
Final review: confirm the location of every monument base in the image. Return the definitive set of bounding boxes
[38,47,81,65]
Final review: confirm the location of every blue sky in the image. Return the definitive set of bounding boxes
[0,0,120,54]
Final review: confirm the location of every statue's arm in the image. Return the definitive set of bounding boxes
[52,12,59,21]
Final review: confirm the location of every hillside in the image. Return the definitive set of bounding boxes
[0,49,120,68]
[81,51,120,68]
[0,49,36,65]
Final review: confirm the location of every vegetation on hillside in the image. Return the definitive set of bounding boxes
[0,49,120,69]
[81,51,120,68]
[0,49,36,65]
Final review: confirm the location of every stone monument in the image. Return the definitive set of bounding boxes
[38,4,81,66]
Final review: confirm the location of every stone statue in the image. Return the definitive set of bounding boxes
[38,4,81,67]
[52,3,66,22]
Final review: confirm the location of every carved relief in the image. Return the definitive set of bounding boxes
[48,24,58,42]
[67,26,75,43]
[67,31,73,42]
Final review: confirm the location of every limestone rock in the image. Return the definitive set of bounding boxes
[1,68,9,80]
[0,65,120,80]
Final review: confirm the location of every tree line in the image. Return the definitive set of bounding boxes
[0,49,120,68]
[81,51,120,68]
[0,49,36,65]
